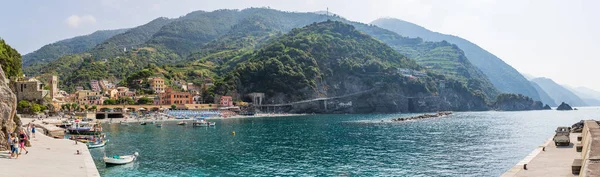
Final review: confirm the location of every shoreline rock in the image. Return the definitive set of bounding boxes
[391,112,453,122]
[556,102,573,111]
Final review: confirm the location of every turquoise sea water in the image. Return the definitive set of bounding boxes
[90,108,600,176]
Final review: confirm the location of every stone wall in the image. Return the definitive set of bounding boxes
[579,120,600,176]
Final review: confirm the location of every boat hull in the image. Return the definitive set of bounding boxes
[104,155,136,165]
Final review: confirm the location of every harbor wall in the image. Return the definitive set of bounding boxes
[579,120,600,176]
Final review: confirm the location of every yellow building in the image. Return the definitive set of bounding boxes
[149,77,165,93]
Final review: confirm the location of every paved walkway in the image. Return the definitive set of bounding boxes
[503,133,580,177]
[0,118,99,177]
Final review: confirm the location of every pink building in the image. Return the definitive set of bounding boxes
[90,80,101,92]
[219,96,233,107]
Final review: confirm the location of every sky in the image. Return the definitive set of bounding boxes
[1,0,599,90]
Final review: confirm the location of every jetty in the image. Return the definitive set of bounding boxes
[0,118,100,177]
[391,112,452,122]
[503,120,600,176]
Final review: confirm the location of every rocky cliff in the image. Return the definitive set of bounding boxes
[0,66,20,150]
[492,93,544,111]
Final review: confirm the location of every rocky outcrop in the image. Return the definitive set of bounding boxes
[0,67,20,150]
[543,104,552,110]
[557,102,573,111]
[492,93,544,111]
[392,112,452,122]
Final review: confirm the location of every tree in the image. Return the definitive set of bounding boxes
[137,97,153,105]
[84,104,90,112]
[17,100,30,113]
[171,104,176,110]
[118,96,135,105]
[71,103,79,112]
[0,39,23,78]
[103,99,117,105]
[31,104,41,113]
[91,105,97,112]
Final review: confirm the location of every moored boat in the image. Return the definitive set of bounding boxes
[140,122,147,125]
[104,152,139,165]
[177,121,187,125]
[87,140,107,149]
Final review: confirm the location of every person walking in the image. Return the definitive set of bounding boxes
[18,130,28,155]
[10,133,18,159]
[31,126,36,138]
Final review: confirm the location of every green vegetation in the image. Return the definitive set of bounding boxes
[0,39,23,78]
[171,104,176,110]
[17,100,47,114]
[23,8,502,108]
[372,18,541,101]
[103,99,117,105]
[137,97,153,105]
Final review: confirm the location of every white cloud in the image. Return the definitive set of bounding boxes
[65,15,97,28]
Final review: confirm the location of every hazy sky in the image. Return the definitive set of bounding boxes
[1,0,598,90]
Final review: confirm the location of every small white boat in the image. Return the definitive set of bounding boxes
[87,140,108,149]
[209,122,216,126]
[104,152,139,165]
[177,121,187,125]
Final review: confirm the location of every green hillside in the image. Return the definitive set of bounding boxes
[371,18,541,101]
[24,8,497,105]
[0,39,22,78]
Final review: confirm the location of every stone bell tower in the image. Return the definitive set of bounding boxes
[49,75,58,99]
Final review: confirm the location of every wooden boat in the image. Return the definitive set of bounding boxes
[87,140,107,149]
[104,152,139,165]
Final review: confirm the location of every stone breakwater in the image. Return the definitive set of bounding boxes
[391,112,453,122]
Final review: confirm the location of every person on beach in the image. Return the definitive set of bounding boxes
[10,134,18,159]
[18,130,28,155]
[31,126,36,138]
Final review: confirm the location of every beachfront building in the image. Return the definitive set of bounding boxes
[74,90,101,105]
[149,77,165,93]
[157,88,192,105]
[90,80,101,92]
[116,87,136,98]
[13,78,49,103]
[219,96,233,107]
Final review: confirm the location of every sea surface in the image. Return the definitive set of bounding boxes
[90,108,600,176]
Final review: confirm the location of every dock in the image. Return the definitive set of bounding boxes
[503,120,600,177]
[0,118,100,177]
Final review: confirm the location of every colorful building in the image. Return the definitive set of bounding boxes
[149,77,165,93]
[157,88,192,105]
[219,96,233,107]
[90,80,101,92]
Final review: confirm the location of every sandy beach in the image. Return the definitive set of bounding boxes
[0,118,100,177]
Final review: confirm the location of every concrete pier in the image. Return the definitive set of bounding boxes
[502,134,580,177]
[0,118,100,177]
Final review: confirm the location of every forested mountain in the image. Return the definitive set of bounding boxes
[219,21,488,112]
[22,29,128,68]
[0,39,22,78]
[24,8,500,104]
[531,77,586,106]
[371,18,541,101]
